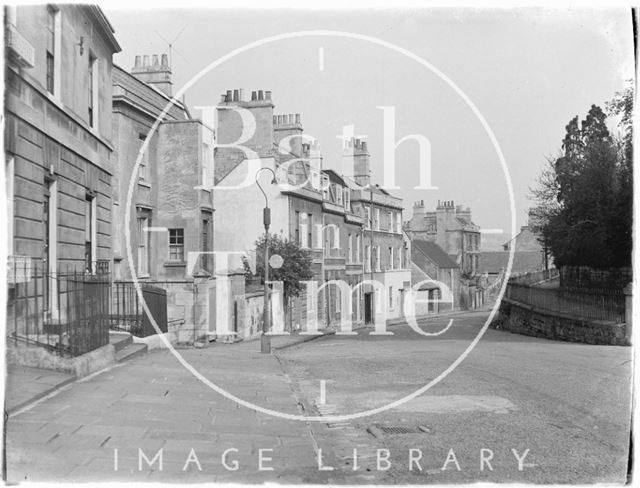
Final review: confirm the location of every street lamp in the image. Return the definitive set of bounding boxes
[256,167,277,354]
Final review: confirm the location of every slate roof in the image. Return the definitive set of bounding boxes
[478,251,545,275]
[412,240,458,269]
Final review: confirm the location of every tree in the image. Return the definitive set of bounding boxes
[249,233,314,325]
[530,91,633,269]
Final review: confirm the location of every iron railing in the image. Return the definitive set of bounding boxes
[508,268,559,285]
[7,261,110,357]
[505,282,625,323]
[110,281,168,337]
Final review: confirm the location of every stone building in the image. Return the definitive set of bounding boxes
[5,4,120,320]
[341,139,412,323]
[405,199,481,275]
[214,89,368,332]
[410,239,460,313]
[111,55,216,341]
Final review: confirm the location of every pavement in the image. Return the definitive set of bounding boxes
[5,366,74,415]
[4,340,340,483]
[4,311,633,483]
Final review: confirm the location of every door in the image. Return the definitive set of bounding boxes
[364,292,372,324]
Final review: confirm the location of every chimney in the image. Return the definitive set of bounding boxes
[217,88,275,158]
[131,53,173,96]
[265,90,272,100]
[273,111,304,156]
[342,136,370,187]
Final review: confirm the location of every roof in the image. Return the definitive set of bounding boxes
[411,263,442,290]
[412,240,458,269]
[322,169,347,187]
[478,251,545,275]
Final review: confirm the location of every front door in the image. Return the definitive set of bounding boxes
[364,292,372,324]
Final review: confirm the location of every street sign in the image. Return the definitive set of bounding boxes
[269,254,283,269]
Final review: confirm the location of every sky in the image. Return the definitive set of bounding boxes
[104,7,635,246]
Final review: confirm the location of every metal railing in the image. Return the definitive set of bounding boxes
[505,282,625,323]
[7,261,110,357]
[508,268,559,285]
[110,281,168,337]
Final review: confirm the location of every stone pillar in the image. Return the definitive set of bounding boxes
[624,283,633,345]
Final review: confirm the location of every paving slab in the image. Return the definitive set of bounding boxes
[5,365,75,414]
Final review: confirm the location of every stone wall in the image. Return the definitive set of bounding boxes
[492,298,628,346]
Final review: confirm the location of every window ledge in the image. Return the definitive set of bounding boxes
[164,261,187,267]
[138,180,152,188]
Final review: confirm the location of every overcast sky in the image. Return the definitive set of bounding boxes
[104,7,634,242]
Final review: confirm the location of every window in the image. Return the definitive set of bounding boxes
[295,211,300,244]
[334,226,340,249]
[201,216,211,272]
[88,54,98,129]
[335,185,343,205]
[355,234,361,263]
[343,188,350,210]
[315,223,323,249]
[6,157,14,254]
[396,212,402,233]
[376,246,381,271]
[299,212,309,248]
[168,229,184,261]
[364,207,371,230]
[137,216,150,276]
[389,247,394,270]
[85,195,96,273]
[45,6,60,95]
[138,133,148,182]
[374,208,380,230]
[347,234,353,263]
[307,214,312,249]
[322,175,330,200]
[389,287,393,309]
[311,171,320,192]
[388,211,393,232]
[365,245,371,272]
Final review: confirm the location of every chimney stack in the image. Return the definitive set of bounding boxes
[258,90,264,101]
[131,53,173,96]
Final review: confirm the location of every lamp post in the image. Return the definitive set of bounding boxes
[256,167,277,354]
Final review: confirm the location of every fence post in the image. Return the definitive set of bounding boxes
[624,283,633,345]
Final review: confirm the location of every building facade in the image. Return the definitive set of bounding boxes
[405,199,481,275]
[5,5,120,324]
[342,139,412,323]
[111,55,216,340]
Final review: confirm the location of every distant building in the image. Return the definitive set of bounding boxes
[410,239,460,313]
[405,200,481,275]
[5,4,120,320]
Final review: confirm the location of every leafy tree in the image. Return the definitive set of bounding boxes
[530,90,633,269]
[250,233,314,321]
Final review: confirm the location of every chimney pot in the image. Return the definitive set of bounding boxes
[233,89,239,101]
[273,115,277,124]
[238,89,243,101]
[134,55,141,67]
[258,90,264,100]
[251,91,257,101]
[265,90,272,100]
[143,55,150,66]
[226,90,232,101]
[152,55,159,66]
[295,113,300,124]
[362,141,367,152]
[161,54,168,67]
[289,114,295,124]
[220,94,227,103]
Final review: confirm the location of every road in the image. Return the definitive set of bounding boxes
[5,310,631,484]
[276,310,632,484]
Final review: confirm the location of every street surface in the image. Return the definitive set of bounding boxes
[5,311,632,483]
[278,311,632,483]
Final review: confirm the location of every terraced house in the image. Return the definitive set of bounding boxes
[5,4,120,351]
